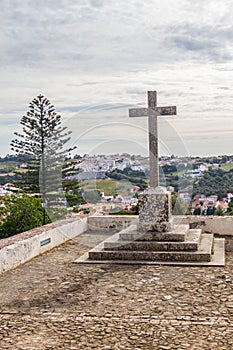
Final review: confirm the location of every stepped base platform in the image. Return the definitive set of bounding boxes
[75,224,225,266]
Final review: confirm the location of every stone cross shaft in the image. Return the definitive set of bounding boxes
[129,91,176,188]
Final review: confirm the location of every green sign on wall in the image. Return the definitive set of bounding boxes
[40,238,51,247]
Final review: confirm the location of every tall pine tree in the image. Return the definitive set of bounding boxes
[11,94,76,222]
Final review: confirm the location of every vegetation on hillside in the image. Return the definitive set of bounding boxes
[11,95,76,223]
[1,151,233,239]
[193,168,233,199]
[11,95,76,192]
[0,194,51,238]
[107,167,148,190]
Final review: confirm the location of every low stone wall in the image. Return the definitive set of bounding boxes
[1,214,233,275]
[87,215,138,231]
[87,215,233,235]
[174,215,233,251]
[0,217,88,274]
[173,215,233,235]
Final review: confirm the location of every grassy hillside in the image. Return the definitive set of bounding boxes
[0,161,18,172]
[79,179,133,196]
[220,162,233,171]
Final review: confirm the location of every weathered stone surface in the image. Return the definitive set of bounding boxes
[104,226,200,251]
[89,233,213,262]
[174,215,233,238]
[104,240,199,252]
[88,215,138,231]
[119,224,187,242]
[138,187,172,232]
[129,91,176,188]
[0,230,231,349]
[89,249,211,262]
[77,226,225,266]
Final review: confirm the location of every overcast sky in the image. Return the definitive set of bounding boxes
[1,0,233,157]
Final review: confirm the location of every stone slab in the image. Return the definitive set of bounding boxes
[88,234,212,261]
[119,224,189,242]
[104,240,199,251]
[74,223,224,266]
[104,229,201,251]
[88,250,210,262]
[74,238,225,266]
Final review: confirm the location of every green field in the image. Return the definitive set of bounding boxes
[220,162,233,171]
[79,179,134,196]
[0,161,18,171]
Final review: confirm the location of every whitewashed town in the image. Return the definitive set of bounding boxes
[1,153,233,216]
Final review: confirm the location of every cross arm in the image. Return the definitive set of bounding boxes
[129,106,176,118]
[156,106,177,116]
[129,108,148,117]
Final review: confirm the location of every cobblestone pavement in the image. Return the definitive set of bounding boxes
[0,230,233,349]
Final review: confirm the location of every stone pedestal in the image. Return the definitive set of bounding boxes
[76,189,225,266]
[138,186,172,232]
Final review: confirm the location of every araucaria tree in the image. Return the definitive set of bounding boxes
[11,95,76,222]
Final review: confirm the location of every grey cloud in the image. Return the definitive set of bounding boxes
[173,36,217,52]
[89,0,103,8]
[66,82,99,87]
[0,0,172,71]
[169,23,233,62]
[1,0,233,71]
[217,86,230,90]
[58,103,132,113]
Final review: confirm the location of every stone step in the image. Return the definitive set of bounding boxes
[89,233,214,263]
[186,229,202,244]
[119,224,189,242]
[104,229,201,252]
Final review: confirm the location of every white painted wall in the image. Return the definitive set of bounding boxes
[1,214,233,275]
[173,215,233,236]
[0,218,87,275]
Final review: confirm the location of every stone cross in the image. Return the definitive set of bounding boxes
[129,91,176,188]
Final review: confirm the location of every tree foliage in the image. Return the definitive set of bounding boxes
[107,167,148,190]
[225,198,233,216]
[193,207,201,215]
[62,160,84,207]
[0,194,51,238]
[11,95,75,192]
[171,193,191,215]
[214,206,225,216]
[193,168,233,199]
[11,95,76,222]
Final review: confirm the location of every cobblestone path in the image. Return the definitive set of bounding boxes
[0,230,233,349]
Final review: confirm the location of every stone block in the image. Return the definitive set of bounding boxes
[138,187,172,232]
